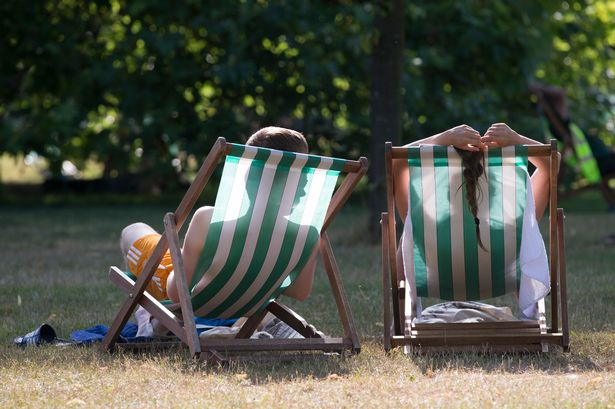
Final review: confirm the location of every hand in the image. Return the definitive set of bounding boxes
[481,123,523,148]
[438,124,485,152]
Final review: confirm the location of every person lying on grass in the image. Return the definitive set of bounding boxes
[120,126,318,304]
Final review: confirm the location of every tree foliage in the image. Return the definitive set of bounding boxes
[537,0,615,144]
[1,0,613,184]
[402,1,558,139]
[1,0,373,182]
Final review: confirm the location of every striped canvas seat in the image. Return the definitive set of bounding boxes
[405,145,529,301]
[189,143,346,318]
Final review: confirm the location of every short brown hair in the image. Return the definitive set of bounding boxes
[246,126,308,154]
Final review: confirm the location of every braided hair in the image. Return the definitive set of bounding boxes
[454,148,487,251]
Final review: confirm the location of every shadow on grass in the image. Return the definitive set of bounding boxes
[407,350,601,375]
[108,346,352,380]
[395,332,615,374]
[2,343,353,384]
[213,353,352,383]
[89,344,352,382]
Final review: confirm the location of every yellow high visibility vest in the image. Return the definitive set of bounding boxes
[569,123,601,183]
[541,118,602,184]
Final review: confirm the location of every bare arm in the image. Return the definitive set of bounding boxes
[166,206,214,303]
[393,125,484,221]
[482,123,560,221]
[282,247,317,301]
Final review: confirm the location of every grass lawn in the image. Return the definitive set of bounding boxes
[1,192,614,408]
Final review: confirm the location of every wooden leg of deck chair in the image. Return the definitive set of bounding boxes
[384,145,402,336]
[538,298,549,353]
[381,213,392,352]
[320,232,361,353]
[235,308,269,339]
[102,235,169,352]
[108,266,188,344]
[103,140,227,353]
[549,140,559,334]
[558,208,570,352]
[164,213,201,358]
[267,301,323,338]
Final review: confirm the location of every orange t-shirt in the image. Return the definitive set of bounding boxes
[125,234,173,300]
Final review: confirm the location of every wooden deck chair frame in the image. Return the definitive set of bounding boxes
[102,137,367,361]
[381,140,570,353]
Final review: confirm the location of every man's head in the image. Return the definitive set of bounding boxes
[246,126,308,154]
[529,84,568,121]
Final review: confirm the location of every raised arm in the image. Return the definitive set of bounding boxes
[392,125,484,221]
[482,123,560,222]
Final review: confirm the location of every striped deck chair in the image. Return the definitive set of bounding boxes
[381,140,569,352]
[102,138,367,360]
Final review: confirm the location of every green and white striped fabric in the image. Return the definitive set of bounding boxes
[405,145,529,301]
[189,143,346,318]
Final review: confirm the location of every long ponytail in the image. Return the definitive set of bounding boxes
[454,148,487,251]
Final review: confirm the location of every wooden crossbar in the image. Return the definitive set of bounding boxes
[389,144,553,159]
[392,333,565,347]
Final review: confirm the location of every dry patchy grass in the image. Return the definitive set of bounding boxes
[1,202,614,408]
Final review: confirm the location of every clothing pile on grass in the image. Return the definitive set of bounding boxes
[14,307,306,347]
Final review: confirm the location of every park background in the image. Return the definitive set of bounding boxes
[1,1,615,407]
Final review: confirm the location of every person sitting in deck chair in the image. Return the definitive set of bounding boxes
[529,83,615,210]
[394,123,555,224]
[120,127,318,306]
[393,122,559,320]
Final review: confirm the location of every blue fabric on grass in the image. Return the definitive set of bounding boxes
[70,322,140,344]
[70,317,238,344]
[196,317,237,327]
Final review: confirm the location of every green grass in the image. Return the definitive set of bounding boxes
[1,196,615,408]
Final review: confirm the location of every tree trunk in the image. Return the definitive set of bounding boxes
[368,0,405,241]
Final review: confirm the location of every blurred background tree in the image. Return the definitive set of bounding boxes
[1,0,614,209]
[537,0,615,145]
[0,0,373,188]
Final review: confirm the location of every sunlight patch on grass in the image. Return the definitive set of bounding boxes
[0,153,46,184]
